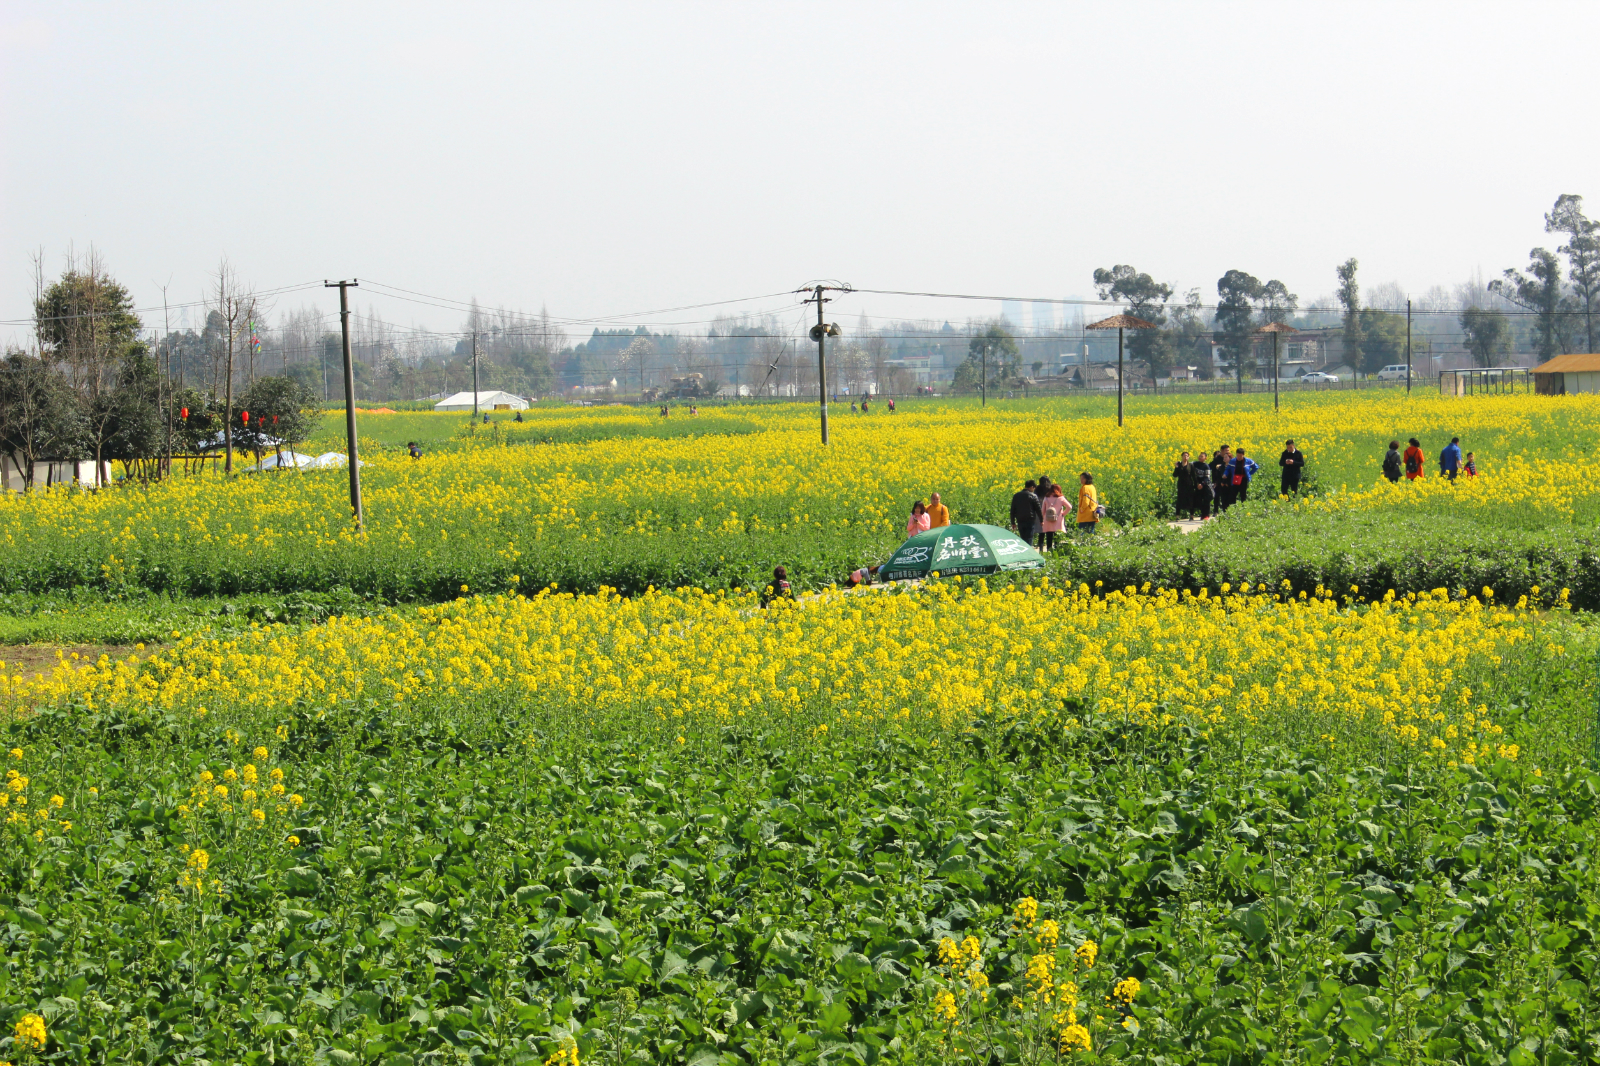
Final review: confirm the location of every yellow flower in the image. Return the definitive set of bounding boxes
[49,794,63,808]
[543,1037,579,1066]
[1059,1022,1090,1053]
[1075,940,1098,969]
[14,1012,46,1050]
[251,809,266,823]
[253,746,269,761]
[287,834,301,847]
[7,747,21,759]
[188,848,210,871]
[289,793,304,807]
[1013,895,1038,928]
[1112,976,1141,1004]
[933,987,958,1022]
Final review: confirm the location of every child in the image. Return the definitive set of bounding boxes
[1462,451,1477,477]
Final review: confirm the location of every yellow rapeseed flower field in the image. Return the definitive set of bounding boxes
[3,581,1549,768]
[1,391,1598,597]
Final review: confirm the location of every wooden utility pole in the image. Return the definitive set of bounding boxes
[326,280,364,528]
[472,331,481,419]
[1405,299,1412,395]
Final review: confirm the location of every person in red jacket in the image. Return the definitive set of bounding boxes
[1403,438,1426,480]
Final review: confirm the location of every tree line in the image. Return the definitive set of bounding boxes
[1,253,320,490]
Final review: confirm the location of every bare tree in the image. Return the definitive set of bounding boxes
[210,259,253,474]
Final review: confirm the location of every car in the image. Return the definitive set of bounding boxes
[1376,363,1412,381]
[1300,371,1339,383]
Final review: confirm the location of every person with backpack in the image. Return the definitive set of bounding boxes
[1172,451,1198,518]
[1229,448,1260,503]
[1278,439,1305,495]
[1404,438,1426,481]
[1382,441,1403,482]
[1191,451,1215,519]
[1039,483,1069,550]
[906,500,931,535]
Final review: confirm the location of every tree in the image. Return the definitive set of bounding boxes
[1460,306,1511,367]
[1546,194,1600,353]
[1094,265,1176,378]
[955,324,1020,403]
[619,336,654,398]
[1335,259,1364,374]
[33,251,142,400]
[99,347,166,482]
[1357,309,1407,373]
[1168,289,1210,379]
[0,349,82,489]
[237,376,323,463]
[1215,270,1261,390]
[1491,249,1567,360]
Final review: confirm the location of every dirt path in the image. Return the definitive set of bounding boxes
[0,645,154,682]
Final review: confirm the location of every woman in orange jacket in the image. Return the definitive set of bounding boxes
[1403,437,1426,480]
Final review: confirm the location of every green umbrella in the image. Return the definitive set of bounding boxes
[879,523,1046,581]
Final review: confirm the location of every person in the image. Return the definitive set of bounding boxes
[906,500,931,535]
[1039,483,1068,550]
[887,398,896,413]
[1211,446,1234,512]
[407,441,422,459]
[1076,472,1100,535]
[1440,436,1462,481]
[1010,479,1043,546]
[1172,451,1197,517]
[1191,451,1214,520]
[846,564,881,587]
[1462,451,1478,477]
[926,492,951,528]
[483,413,491,424]
[763,565,794,607]
[1404,437,1425,481]
[862,398,870,413]
[1382,440,1403,482]
[514,410,524,423]
[1278,439,1305,495]
[1229,448,1260,503]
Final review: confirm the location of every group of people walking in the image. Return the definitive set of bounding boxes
[1008,474,1104,548]
[1170,441,1304,520]
[1383,436,1476,482]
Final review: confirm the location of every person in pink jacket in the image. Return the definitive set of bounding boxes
[906,500,931,535]
[1038,484,1068,550]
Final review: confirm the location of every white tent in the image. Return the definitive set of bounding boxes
[312,452,363,469]
[254,451,315,471]
[434,390,528,412]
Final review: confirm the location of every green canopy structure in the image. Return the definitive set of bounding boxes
[878,523,1046,581]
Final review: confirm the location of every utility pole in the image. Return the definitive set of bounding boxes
[325,280,364,528]
[1405,299,1412,395]
[803,285,846,444]
[471,331,481,419]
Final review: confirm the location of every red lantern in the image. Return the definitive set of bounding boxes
[241,410,249,423]
[272,415,278,425]
[180,407,188,420]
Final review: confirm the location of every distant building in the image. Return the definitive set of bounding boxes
[1031,301,1058,333]
[1532,353,1600,394]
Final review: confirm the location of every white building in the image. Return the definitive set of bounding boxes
[433,390,529,412]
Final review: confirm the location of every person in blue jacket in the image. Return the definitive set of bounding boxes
[1440,436,1462,481]
[1226,447,1261,505]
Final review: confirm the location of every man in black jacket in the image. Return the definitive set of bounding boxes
[1010,479,1043,546]
[1191,451,1215,519]
[1279,439,1306,495]
[1211,446,1234,512]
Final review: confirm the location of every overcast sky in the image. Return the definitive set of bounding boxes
[2,1,1596,341]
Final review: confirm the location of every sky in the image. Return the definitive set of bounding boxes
[2,0,1597,343]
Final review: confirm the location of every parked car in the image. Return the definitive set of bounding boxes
[1300,371,1339,383]
[1376,363,1412,381]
